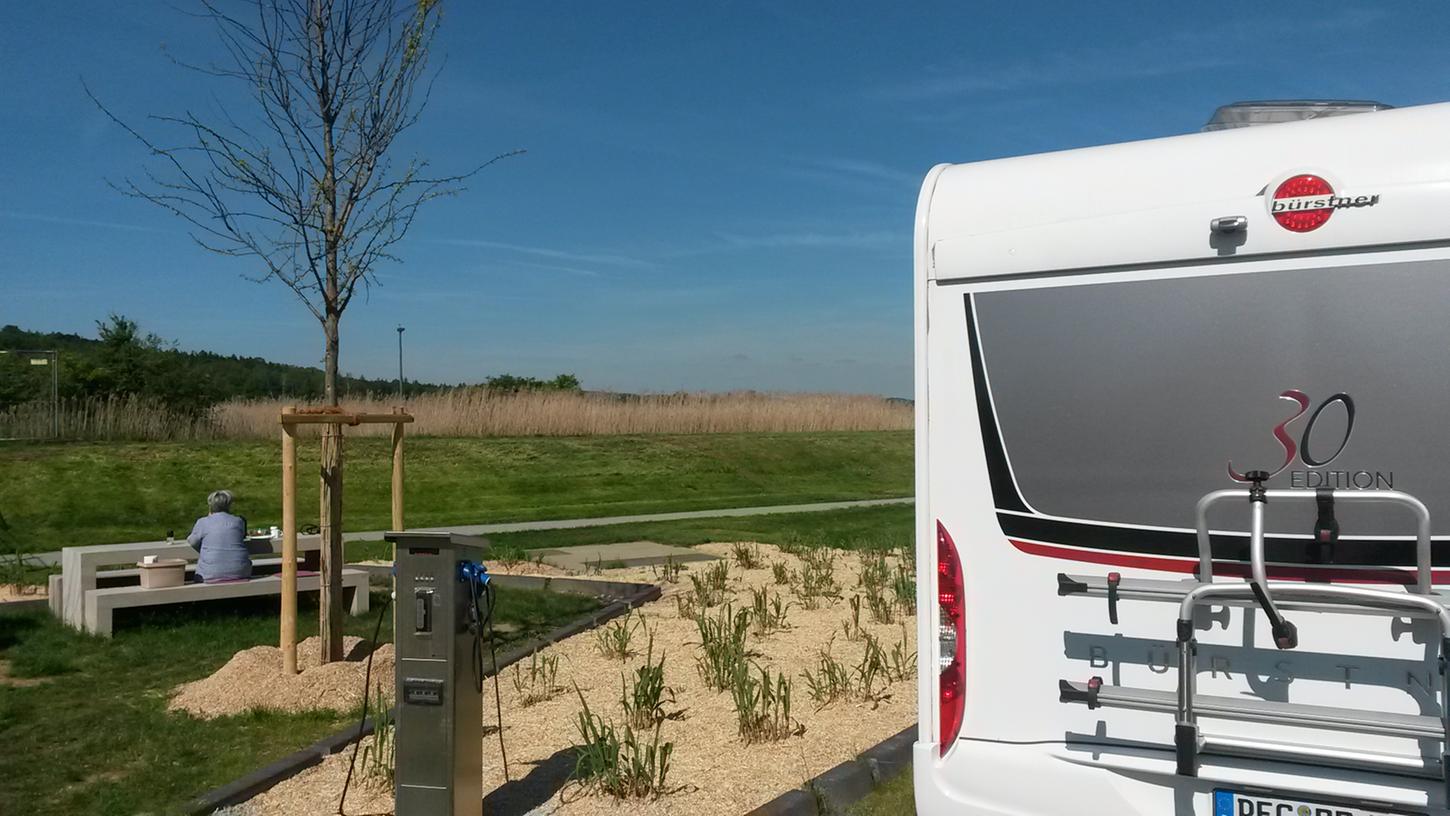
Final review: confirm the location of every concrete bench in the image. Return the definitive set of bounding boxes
[83,568,370,637]
[59,535,321,629]
[47,557,294,618]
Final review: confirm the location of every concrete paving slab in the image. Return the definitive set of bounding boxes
[532,541,719,571]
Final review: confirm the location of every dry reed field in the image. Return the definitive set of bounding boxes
[0,391,911,440]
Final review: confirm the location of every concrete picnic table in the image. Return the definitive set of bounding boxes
[59,533,322,630]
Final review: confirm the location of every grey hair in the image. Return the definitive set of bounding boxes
[207,490,234,513]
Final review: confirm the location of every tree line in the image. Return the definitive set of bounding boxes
[0,316,580,415]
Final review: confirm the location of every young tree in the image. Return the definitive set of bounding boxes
[94,0,515,661]
[93,314,162,396]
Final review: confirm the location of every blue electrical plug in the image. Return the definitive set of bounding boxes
[458,560,490,588]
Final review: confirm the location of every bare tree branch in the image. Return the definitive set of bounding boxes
[88,0,521,402]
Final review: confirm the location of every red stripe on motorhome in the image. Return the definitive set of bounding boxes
[1009,539,1450,584]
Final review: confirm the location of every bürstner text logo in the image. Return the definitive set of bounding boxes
[1268,174,1379,233]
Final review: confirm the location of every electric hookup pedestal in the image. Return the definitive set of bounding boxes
[387,531,491,816]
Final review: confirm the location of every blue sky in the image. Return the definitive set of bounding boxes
[3,2,1448,396]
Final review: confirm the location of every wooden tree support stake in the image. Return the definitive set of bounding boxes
[276,406,411,671]
[280,406,298,675]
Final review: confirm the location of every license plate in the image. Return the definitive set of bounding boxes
[1212,789,1419,816]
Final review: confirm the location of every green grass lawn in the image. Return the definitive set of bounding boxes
[849,767,915,815]
[346,503,914,563]
[0,585,599,816]
[0,431,911,553]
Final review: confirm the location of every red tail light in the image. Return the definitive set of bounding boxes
[937,520,965,752]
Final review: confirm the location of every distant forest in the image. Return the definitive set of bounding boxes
[0,317,579,414]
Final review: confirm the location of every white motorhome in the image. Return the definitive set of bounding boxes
[914,101,1450,816]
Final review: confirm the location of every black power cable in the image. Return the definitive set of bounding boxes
[466,572,510,782]
[338,591,393,816]
[486,582,510,783]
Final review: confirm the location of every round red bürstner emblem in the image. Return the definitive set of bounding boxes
[1271,174,1335,233]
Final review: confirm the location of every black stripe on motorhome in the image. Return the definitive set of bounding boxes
[963,295,1030,513]
[996,511,1450,567]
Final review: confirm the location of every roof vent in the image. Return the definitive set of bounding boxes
[1203,100,1392,131]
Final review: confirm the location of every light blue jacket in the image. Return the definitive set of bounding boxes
[186,512,252,581]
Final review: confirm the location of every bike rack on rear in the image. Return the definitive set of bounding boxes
[1056,485,1450,799]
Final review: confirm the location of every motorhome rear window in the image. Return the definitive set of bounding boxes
[971,258,1450,540]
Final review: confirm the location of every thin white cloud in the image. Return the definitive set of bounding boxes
[654,227,905,258]
[870,7,1388,104]
[713,229,902,250]
[873,51,1239,102]
[496,260,603,278]
[388,288,546,304]
[0,209,168,233]
[423,237,656,270]
[807,158,918,185]
[792,157,920,189]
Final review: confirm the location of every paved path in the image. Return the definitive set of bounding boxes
[22,497,913,566]
[533,541,720,571]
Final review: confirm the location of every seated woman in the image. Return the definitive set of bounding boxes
[186,490,252,582]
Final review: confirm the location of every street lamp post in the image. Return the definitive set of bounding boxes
[395,326,405,402]
[1,349,59,437]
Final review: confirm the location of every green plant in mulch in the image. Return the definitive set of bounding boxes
[858,549,897,624]
[650,556,683,583]
[731,664,803,743]
[732,542,763,569]
[673,591,698,620]
[801,627,916,711]
[748,586,791,638]
[796,548,840,609]
[689,559,730,607]
[859,549,891,593]
[801,638,856,709]
[621,633,675,729]
[571,691,676,800]
[511,651,563,707]
[493,541,527,571]
[884,624,917,682]
[359,682,395,783]
[853,633,892,703]
[770,561,793,586]
[694,603,750,691]
[841,594,866,642]
[891,561,916,616]
[865,587,895,625]
[596,612,643,661]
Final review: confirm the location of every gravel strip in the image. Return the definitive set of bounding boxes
[249,542,917,816]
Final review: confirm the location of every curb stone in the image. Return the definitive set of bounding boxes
[184,579,660,815]
[354,563,659,603]
[745,725,916,816]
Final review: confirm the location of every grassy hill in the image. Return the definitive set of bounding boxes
[0,430,912,552]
